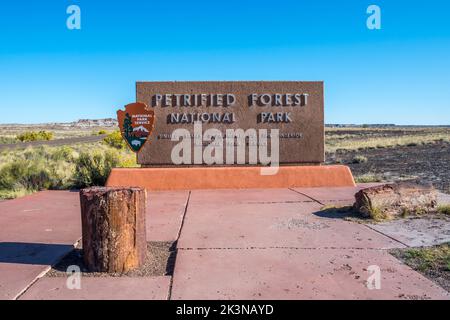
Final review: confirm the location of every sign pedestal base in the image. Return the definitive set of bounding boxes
[106,165,355,191]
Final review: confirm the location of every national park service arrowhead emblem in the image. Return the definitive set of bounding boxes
[117,102,155,153]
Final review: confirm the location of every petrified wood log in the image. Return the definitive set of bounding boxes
[353,183,437,219]
[80,187,147,273]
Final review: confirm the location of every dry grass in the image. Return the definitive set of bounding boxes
[326,127,450,153]
[390,243,450,291]
[354,173,384,183]
[401,244,450,272]
[0,125,115,142]
[438,205,450,215]
[0,142,137,199]
[0,125,131,199]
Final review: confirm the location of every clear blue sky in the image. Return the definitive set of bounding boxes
[1,0,449,124]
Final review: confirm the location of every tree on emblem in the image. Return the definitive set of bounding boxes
[123,113,133,138]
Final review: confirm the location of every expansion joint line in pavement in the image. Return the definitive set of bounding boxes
[288,188,325,205]
[168,190,191,300]
[13,237,82,300]
[363,224,410,248]
[241,200,317,205]
[177,246,395,251]
[13,267,52,300]
[288,188,410,249]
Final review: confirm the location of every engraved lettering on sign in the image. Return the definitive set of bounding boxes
[136,81,324,165]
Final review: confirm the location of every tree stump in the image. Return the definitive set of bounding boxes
[353,183,437,220]
[80,187,147,273]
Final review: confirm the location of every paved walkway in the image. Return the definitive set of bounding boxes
[0,186,448,300]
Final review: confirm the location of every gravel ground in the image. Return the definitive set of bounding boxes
[47,241,176,277]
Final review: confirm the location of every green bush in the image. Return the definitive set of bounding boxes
[0,146,77,195]
[103,130,127,149]
[0,162,22,189]
[0,160,52,191]
[20,163,53,190]
[17,130,54,142]
[73,150,120,187]
[0,136,17,144]
[92,129,107,135]
[51,146,76,162]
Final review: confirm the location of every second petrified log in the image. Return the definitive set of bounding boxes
[353,183,437,219]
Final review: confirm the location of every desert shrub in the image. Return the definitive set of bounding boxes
[47,161,75,189]
[368,206,390,221]
[103,130,127,149]
[437,205,450,215]
[118,154,138,168]
[17,130,54,142]
[41,131,54,140]
[73,149,121,187]
[51,146,76,162]
[93,129,107,135]
[0,136,17,144]
[0,160,52,191]
[22,146,50,162]
[351,155,368,164]
[20,163,53,190]
[355,173,383,183]
[0,162,21,189]
[0,188,31,200]
[0,146,76,196]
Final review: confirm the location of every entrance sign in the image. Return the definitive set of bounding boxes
[135,81,324,166]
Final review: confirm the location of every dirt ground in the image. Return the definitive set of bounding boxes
[327,141,450,194]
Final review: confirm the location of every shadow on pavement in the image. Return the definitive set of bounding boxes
[312,206,364,220]
[0,242,73,265]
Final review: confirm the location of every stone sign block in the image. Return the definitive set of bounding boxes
[135,81,324,166]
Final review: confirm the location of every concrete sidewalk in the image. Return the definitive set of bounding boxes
[0,186,448,300]
[0,191,81,300]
